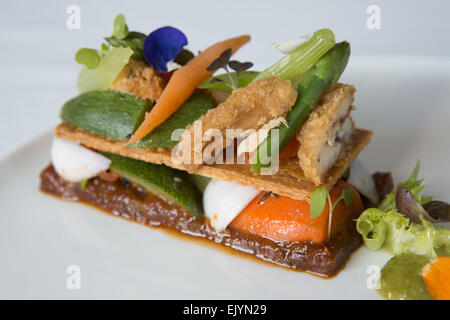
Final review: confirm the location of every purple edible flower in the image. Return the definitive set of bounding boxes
[143,26,187,73]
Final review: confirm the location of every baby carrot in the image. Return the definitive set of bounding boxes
[127,35,251,145]
[230,180,363,243]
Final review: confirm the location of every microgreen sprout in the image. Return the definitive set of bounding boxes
[101,43,109,51]
[310,187,328,219]
[105,14,147,60]
[207,48,235,87]
[75,48,101,69]
[112,14,129,40]
[207,48,253,90]
[75,14,131,69]
[310,187,354,239]
[229,60,253,82]
[76,14,189,71]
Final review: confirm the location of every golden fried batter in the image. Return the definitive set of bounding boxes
[297,83,356,185]
[110,60,165,101]
[177,77,297,163]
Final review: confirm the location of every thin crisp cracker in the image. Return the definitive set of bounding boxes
[55,122,372,201]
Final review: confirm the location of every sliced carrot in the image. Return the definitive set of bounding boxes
[279,136,300,160]
[422,257,450,300]
[247,137,299,164]
[127,35,251,145]
[229,180,363,243]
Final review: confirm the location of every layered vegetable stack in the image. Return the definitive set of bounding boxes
[41,14,449,288]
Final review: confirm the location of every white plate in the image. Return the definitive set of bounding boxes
[0,57,449,299]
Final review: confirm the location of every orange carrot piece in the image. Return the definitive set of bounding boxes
[127,35,251,144]
[247,137,299,164]
[279,136,300,160]
[229,180,363,243]
[422,257,450,300]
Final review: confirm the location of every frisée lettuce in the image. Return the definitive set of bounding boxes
[356,162,449,258]
[356,208,449,258]
[378,161,432,211]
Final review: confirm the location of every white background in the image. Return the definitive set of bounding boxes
[0,0,449,160]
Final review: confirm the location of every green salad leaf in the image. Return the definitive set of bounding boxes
[357,160,449,261]
[105,31,146,60]
[378,161,432,211]
[356,208,450,258]
[77,47,133,93]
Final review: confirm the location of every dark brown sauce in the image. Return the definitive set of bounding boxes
[158,227,355,279]
[40,164,362,277]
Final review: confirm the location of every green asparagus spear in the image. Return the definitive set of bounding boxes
[252,41,351,173]
[251,29,336,87]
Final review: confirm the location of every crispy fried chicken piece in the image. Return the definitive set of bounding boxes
[297,83,356,185]
[176,77,297,164]
[110,60,165,101]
